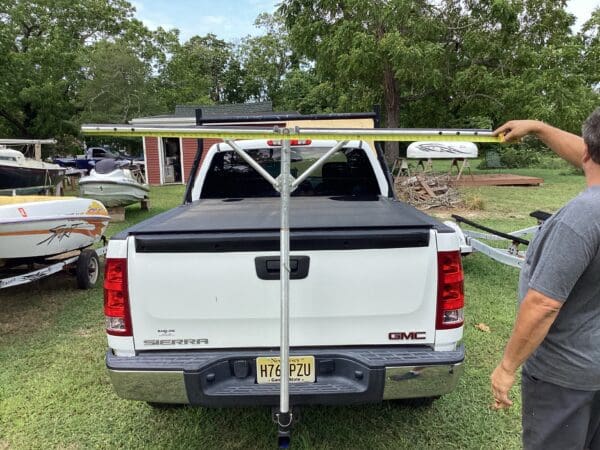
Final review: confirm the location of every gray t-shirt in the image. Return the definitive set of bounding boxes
[519,185,600,390]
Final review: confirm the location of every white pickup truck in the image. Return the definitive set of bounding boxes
[103,139,465,407]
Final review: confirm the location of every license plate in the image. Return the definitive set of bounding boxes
[256,356,315,384]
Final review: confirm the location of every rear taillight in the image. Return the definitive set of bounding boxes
[103,258,132,336]
[436,251,464,329]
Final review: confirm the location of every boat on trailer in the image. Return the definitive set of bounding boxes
[0,196,110,261]
[0,147,65,192]
[79,159,149,208]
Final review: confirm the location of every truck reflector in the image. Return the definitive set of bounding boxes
[104,258,132,336]
[436,251,464,329]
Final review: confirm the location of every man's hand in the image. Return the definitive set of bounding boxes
[493,120,543,142]
[491,363,516,410]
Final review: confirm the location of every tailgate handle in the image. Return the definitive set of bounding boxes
[255,256,310,280]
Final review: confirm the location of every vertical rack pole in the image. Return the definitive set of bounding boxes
[277,132,292,447]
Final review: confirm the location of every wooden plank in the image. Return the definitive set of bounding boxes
[419,179,437,197]
[108,207,125,222]
[451,174,543,187]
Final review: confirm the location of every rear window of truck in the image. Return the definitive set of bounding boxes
[201,146,380,198]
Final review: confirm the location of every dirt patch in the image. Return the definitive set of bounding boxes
[426,208,528,221]
[73,328,95,338]
[427,208,487,220]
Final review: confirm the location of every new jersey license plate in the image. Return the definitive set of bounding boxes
[256,356,315,384]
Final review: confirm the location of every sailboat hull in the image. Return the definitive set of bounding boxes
[0,164,65,189]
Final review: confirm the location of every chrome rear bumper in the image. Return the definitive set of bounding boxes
[107,346,464,406]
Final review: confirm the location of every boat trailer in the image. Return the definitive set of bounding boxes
[0,242,107,290]
[444,211,552,269]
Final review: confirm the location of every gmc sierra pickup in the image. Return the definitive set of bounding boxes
[103,139,465,407]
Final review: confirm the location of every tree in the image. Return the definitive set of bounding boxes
[0,0,141,138]
[231,12,296,103]
[438,0,597,133]
[278,0,447,160]
[0,0,176,153]
[278,0,599,151]
[160,34,233,109]
[581,7,600,90]
[78,40,163,124]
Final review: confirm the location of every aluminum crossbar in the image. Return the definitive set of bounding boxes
[0,138,57,145]
[81,124,504,143]
[224,140,279,190]
[291,140,348,190]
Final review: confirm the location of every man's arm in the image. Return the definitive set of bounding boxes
[493,120,585,168]
[491,288,562,409]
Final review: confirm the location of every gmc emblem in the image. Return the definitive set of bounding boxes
[388,331,427,340]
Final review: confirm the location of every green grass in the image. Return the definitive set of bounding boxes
[0,173,586,449]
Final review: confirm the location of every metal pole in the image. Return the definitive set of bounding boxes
[279,135,291,415]
[291,140,348,191]
[225,140,279,190]
[34,143,42,161]
[81,124,504,143]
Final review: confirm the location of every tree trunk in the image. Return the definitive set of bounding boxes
[382,65,400,167]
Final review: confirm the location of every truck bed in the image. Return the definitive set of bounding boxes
[113,196,452,238]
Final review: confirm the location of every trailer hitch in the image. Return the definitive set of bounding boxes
[273,410,294,448]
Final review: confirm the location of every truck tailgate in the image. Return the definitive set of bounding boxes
[127,227,438,350]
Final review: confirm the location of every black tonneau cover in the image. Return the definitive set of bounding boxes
[115,197,452,253]
[115,196,449,237]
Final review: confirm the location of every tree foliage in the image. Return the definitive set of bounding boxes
[77,40,163,124]
[277,0,599,135]
[0,0,130,138]
[234,13,295,103]
[160,34,233,109]
[0,0,175,146]
[279,0,447,129]
[0,0,598,151]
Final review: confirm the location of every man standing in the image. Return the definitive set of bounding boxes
[490,111,600,450]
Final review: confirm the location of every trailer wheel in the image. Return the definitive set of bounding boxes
[76,249,100,289]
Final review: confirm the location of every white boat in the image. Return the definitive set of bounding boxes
[407,141,478,159]
[0,147,65,192]
[79,159,149,208]
[0,196,110,260]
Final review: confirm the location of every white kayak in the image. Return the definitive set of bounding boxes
[0,196,110,260]
[79,159,149,208]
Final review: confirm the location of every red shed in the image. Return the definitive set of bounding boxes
[132,102,281,186]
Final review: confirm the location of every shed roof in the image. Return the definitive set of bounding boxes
[174,101,274,118]
[131,101,293,125]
